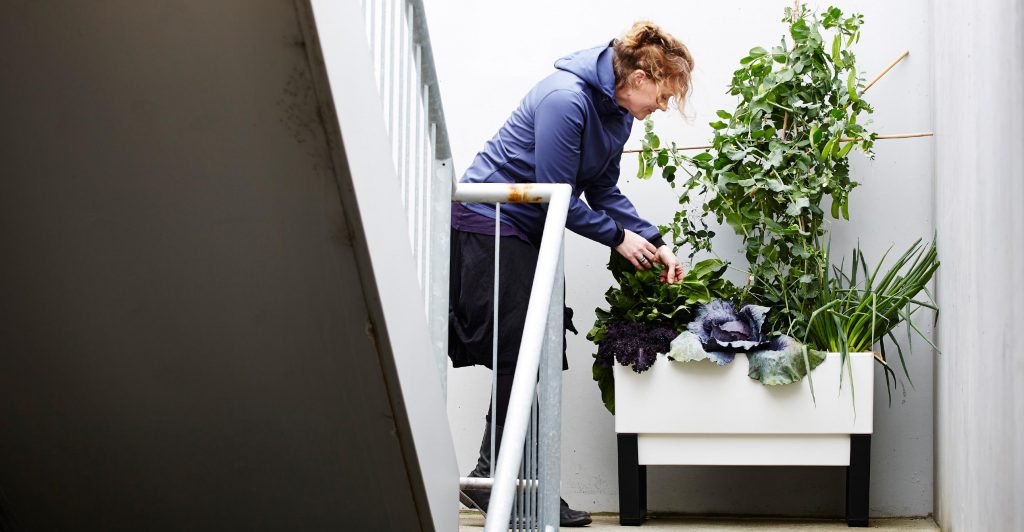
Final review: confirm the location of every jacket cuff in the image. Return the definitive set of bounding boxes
[648,234,666,249]
[611,222,625,247]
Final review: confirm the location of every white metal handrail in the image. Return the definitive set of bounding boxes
[453,183,569,531]
[358,0,567,528]
[359,0,455,394]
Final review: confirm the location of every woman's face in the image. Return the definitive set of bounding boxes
[615,70,669,120]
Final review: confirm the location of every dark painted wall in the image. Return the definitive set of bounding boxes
[0,2,421,530]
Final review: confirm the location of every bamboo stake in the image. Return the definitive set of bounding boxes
[862,50,909,94]
[623,144,710,154]
[622,132,933,154]
[624,27,919,154]
[840,132,933,143]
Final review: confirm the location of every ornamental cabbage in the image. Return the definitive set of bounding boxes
[667,299,824,385]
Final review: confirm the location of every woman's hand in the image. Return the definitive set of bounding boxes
[615,229,658,271]
[654,245,684,284]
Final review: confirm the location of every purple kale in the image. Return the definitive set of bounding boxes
[596,320,679,374]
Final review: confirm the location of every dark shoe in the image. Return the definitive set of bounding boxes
[459,423,503,515]
[460,423,590,527]
[560,498,592,527]
[458,489,489,514]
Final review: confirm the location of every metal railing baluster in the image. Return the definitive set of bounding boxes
[491,203,501,480]
[538,249,564,529]
[356,3,562,528]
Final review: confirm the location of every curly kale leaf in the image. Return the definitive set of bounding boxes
[596,320,678,374]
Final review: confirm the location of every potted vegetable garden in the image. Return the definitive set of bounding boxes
[587,5,939,527]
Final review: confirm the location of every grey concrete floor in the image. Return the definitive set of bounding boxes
[458,511,940,531]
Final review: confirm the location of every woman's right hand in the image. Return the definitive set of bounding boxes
[615,229,659,271]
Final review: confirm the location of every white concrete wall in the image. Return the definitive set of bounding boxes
[933,1,1024,530]
[428,0,936,517]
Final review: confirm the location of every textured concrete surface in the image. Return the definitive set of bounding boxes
[459,511,940,530]
[932,1,1024,530]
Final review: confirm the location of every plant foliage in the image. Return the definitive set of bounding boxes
[589,4,941,411]
[804,238,940,402]
[593,4,937,411]
[640,5,877,340]
[588,256,738,413]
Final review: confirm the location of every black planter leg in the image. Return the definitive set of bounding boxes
[618,433,646,526]
[846,434,871,527]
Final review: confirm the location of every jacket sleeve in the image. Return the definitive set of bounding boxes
[583,156,666,247]
[534,90,623,246]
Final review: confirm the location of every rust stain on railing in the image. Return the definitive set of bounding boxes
[506,184,544,203]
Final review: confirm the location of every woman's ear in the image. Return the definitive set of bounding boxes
[631,69,647,87]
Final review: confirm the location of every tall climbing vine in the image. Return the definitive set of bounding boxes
[639,5,877,340]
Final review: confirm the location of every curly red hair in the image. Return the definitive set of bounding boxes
[612,20,694,113]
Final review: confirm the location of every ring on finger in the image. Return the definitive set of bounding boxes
[637,255,648,264]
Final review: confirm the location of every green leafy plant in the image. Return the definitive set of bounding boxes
[588,256,738,413]
[640,5,877,340]
[590,254,739,339]
[589,4,940,409]
[804,238,940,401]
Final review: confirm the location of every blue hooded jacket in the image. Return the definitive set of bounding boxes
[459,42,663,247]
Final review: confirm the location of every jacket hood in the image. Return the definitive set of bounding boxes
[554,41,618,101]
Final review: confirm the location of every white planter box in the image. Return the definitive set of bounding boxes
[613,352,875,527]
[614,352,874,466]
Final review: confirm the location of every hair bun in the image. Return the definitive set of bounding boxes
[624,20,665,48]
[612,20,695,115]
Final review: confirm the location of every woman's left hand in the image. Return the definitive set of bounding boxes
[654,245,684,284]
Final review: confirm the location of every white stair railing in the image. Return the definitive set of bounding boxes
[452,184,569,531]
[360,0,454,393]
[303,1,458,529]
[358,1,566,528]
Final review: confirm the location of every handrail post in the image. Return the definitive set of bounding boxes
[484,184,571,532]
[429,157,453,397]
[538,244,564,529]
